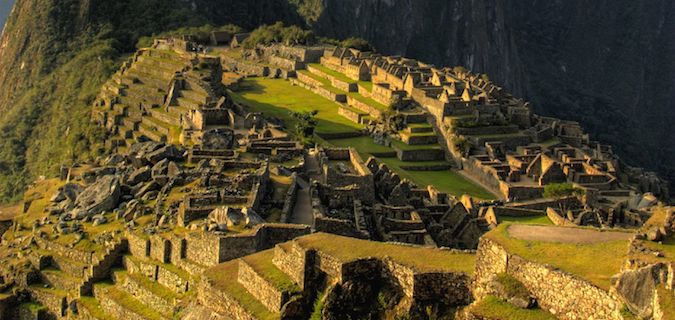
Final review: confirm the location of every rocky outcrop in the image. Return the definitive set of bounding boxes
[72,175,121,218]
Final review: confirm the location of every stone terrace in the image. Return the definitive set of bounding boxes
[198,232,475,319]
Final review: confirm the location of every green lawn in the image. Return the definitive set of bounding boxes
[391,139,440,151]
[296,233,476,274]
[308,63,354,83]
[327,136,395,154]
[469,296,556,320]
[229,78,362,134]
[377,160,496,200]
[204,261,278,320]
[499,215,553,225]
[326,136,495,199]
[485,224,629,290]
[241,250,300,292]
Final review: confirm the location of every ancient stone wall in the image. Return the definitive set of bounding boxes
[280,174,299,223]
[197,278,257,320]
[220,56,269,77]
[272,242,310,288]
[474,237,624,319]
[238,259,290,311]
[269,56,304,71]
[347,96,383,118]
[338,105,366,123]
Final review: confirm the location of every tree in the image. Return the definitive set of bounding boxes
[340,37,372,51]
[291,110,318,140]
[543,183,585,199]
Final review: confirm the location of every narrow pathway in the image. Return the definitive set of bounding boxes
[290,177,313,225]
[290,150,322,226]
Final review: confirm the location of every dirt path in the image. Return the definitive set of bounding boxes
[290,151,322,226]
[507,225,633,244]
[290,177,313,225]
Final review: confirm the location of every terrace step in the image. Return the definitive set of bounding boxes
[40,268,82,292]
[179,88,208,104]
[125,68,172,90]
[113,269,178,316]
[27,285,68,318]
[141,116,172,136]
[201,260,279,320]
[137,124,168,143]
[406,123,434,134]
[400,131,438,145]
[50,254,89,278]
[93,283,168,320]
[77,296,115,320]
[176,96,202,110]
[237,250,301,312]
[123,255,191,295]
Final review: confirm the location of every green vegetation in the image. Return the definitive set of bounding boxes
[230,77,494,199]
[327,136,394,155]
[241,250,300,292]
[229,78,362,134]
[310,293,326,320]
[485,224,629,289]
[657,286,675,320]
[494,273,530,299]
[308,63,354,83]
[20,302,46,314]
[296,233,475,273]
[320,37,373,51]
[78,297,114,320]
[243,22,314,49]
[377,162,496,200]
[469,296,556,320]
[100,283,163,320]
[137,24,243,48]
[543,183,585,199]
[291,110,319,144]
[204,261,278,320]
[499,215,553,225]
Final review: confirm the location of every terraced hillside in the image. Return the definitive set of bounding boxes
[93,47,221,151]
[230,64,496,199]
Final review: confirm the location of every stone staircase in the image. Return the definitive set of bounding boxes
[198,247,304,319]
[22,238,126,319]
[78,253,193,320]
[94,47,218,150]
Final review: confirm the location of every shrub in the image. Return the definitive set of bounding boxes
[543,183,585,199]
[242,22,314,49]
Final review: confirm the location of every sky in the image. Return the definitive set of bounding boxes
[0,0,14,32]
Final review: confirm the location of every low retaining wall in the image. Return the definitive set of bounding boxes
[396,148,444,161]
[474,237,624,320]
[347,96,383,118]
[280,174,299,223]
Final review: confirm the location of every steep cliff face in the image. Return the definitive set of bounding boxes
[304,0,675,191]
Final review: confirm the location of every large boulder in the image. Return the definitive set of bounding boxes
[127,166,151,186]
[73,175,121,218]
[613,263,671,318]
[146,145,185,164]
